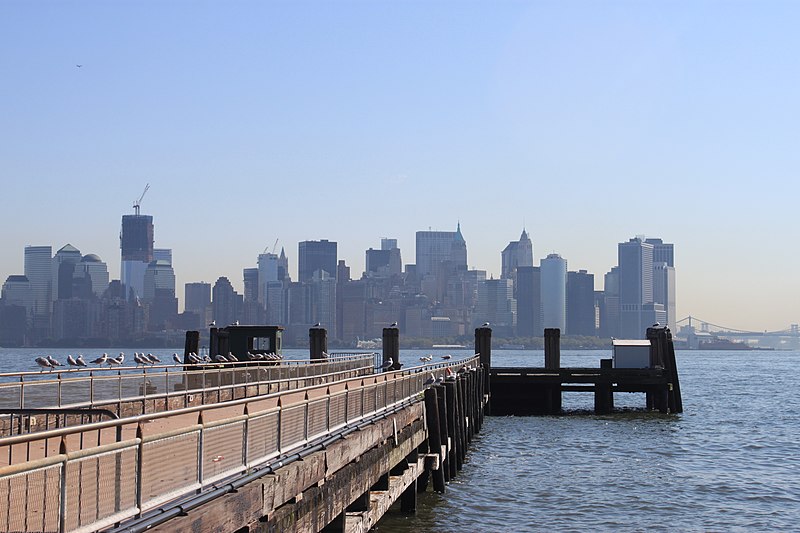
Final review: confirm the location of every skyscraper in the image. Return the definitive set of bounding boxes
[516,266,541,337]
[567,270,596,336]
[540,253,567,331]
[415,223,467,277]
[52,244,82,300]
[120,213,154,300]
[475,278,516,336]
[75,254,110,298]
[298,240,337,283]
[24,245,53,338]
[501,228,534,281]
[618,237,654,338]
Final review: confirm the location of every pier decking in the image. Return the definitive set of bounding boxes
[0,324,679,533]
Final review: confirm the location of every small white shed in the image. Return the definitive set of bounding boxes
[612,339,652,368]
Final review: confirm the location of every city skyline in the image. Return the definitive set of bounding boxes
[3,2,800,331]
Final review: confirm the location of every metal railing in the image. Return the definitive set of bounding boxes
[0,356,479,533]
[0,355,375,417]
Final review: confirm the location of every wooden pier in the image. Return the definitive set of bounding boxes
[0,324,680,533]
[489,327,683,415]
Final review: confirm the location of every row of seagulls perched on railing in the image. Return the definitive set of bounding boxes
[34,349,284,371]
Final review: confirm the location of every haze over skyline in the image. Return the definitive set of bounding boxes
[2,1,799,332]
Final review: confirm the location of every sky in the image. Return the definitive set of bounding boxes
[1,1,799,332]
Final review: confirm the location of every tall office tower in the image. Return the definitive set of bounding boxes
[381,238,402,276]
[277,247,289,281]
[501,229,534,281]
[298,240,337,283]
[185,282,211,315]
[516,266,541,337]
[310,271,337,329]
[475,278,516,336]
[143,259,178,330]
[2,275,33,317]
[654,262,676,329]
[618,237,654,338]
[257,253,278,305]
[415,223,467,277]
[567,270,596,336]
[601,267,620,339]
[540,254,567,331]
[120,213,154,301]
[52,244,82,300]
[212,277,242,328]
[25,245,53,339]
[74,254,110,298]
[646,237,676,329]
[242,267,261,325]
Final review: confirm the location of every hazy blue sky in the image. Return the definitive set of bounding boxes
[2,1,799,331]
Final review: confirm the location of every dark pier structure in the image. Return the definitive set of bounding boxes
[489,326,683,415]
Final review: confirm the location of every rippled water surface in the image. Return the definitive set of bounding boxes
[2,348,799,531]
[376,349,800,532]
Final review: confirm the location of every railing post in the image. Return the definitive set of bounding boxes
[135,423,144,517]
[59,437,67,533]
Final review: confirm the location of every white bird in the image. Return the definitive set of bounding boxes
[109,353,124,366]
[233,320,239,326]
[424,373,436,386]
[75,355,87,367]
[188,353,202,364]
[147,353,161,364]
[67,355,78,366]
[133,353,149,366]
[389,321,398,328]
[35,356,53,371]
[90,353,108,365]
[482,322,490,327]
[47,355,62,367]
[213,354,228,363]
[209,320,216,327]
[381,358,393,370]
[173,353,183,364]
[226,352,238,362]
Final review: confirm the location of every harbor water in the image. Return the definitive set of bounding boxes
[1,348,799,531]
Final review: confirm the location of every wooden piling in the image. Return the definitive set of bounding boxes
[475,326,492,411]
[383,326,400,370]
[423,388,446,493]
[544,328,562,413]
[309,326,328,361]
[435,384,450,483]
[595,358,614,414]
[443,381,458,479]
[183,330,199,362]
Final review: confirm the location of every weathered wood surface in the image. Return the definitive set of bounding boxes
[150,402,427,533]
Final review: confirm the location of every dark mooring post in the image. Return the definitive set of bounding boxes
[309,325,328,361]
[595,358,614,414]
[424,387,446,493]
[648,326,683,413]
[383,325,400,370]
[475,326,492,411]
[183,330,199,363]
[544,328,562,413]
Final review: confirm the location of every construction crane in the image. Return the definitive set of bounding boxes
[262,239,279,255]
[133,184,150,216]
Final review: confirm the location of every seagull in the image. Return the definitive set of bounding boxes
[441,354,452,360]
[389,321,398,328]
[213,354,228,363]
[133,353,149,366]
[652,322,661,327]
[209,320,216,327]
[147,353,161,364]
[482,322,490,327]
[35,356,53,371]
[76,64,83,68]
[314,322,322,327]
[233,320,239,326]
[173,353,183,364]
[226,352,238,362]
[109,353,124,367]
[75,355,87,367]
[188,353,202,364]
[381,358,393,370]
[424,373,436,386]
[67,355,79,367]
[47,355,63,367]
[90,353,108,365]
